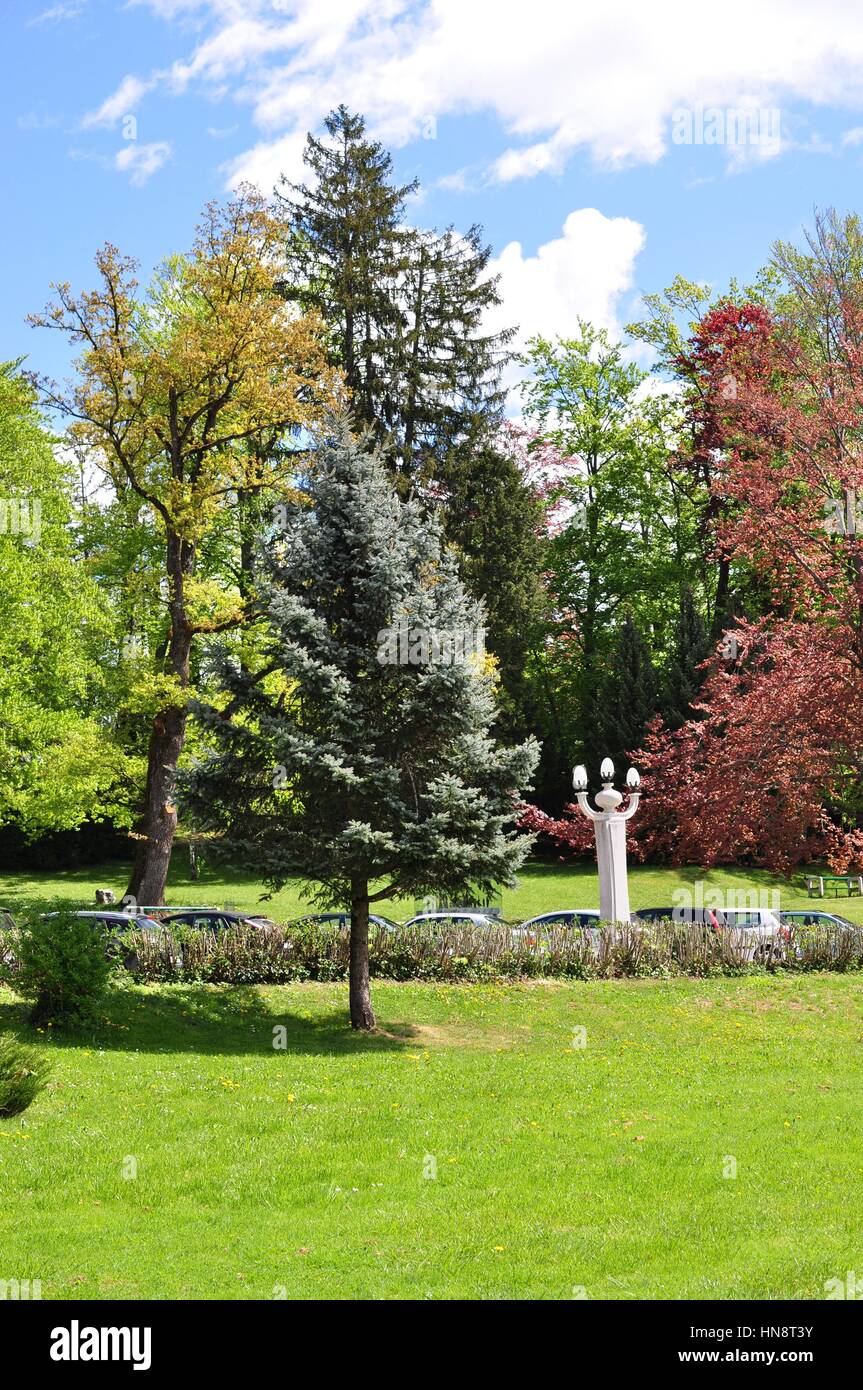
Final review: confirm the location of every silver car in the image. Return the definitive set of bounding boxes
[402,911,499,931]
[510,909,602,947]
[632,906,784,960]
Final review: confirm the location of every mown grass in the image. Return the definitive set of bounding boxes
[1,857,859,922]
[1,973,863,1300]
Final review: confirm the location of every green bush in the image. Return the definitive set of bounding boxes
[0,1034,51,1117]
[1,902,113,1025]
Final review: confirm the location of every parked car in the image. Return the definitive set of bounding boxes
[509,908,603,951]
[779,910,854,930]
[35,910,161,969]
[516,909,600,931]
[631,906,784,959]
[632,906,689,922]
[779,908,859,961]
[290,912,401,933]
[402,911,499,931]
[634,906,780,926]
[70,910,162,936]
[159,909,276,934]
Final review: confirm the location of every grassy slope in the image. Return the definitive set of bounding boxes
[2,973,863,1300]
[2,858,861,922]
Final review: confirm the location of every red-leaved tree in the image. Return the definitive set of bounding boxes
[636,289,863,869]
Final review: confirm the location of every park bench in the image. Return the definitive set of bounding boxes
[806,874,863,898]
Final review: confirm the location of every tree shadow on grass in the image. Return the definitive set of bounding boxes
[0,985,419,1058]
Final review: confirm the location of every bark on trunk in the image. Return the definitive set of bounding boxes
[125,703,187,906]
[712,554,732,639]
[349,880,376,1030]
[125,529,194,908]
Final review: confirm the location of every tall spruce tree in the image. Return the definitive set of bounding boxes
[278,107,513,481]
[277,106,414,432]
[180,418,538,1030]
[596,611,660,770]
[662,586,711,729]
[279,107,540,744]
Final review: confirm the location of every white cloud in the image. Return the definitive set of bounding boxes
[91,0,863,190]
[221,129,307,190]
[485,208,646,411]
[490,208,646,352]
[29,2,85,25]
[82,75,155,129]
[115,140,173,185]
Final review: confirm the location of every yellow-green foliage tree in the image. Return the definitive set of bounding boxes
[31,188,339,903]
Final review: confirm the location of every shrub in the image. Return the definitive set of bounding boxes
[114,916,863,986]
[1,902,113,1025]
[0,1034,51,1117]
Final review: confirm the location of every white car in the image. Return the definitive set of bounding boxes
[632,906,784,960]
[511,909,602,946]
[402,911,499,930]
[289,912,401,933]
[516,909,600,931]
[778,910,858,962]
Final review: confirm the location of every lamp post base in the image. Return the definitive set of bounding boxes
[595,813,631,923]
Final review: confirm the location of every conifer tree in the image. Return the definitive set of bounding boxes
[278,107,513,480]
[662,586,711,729]
[597,611,660,769]
[277,105,414,430]
[181,418,538,1030]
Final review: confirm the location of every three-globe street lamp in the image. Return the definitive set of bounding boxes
[572,758,641,923]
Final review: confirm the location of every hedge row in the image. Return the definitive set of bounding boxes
[112,919,863,984]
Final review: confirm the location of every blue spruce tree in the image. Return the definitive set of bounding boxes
[182,418,538,1028]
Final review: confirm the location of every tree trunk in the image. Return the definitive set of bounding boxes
[125,529,194,907]
[349,879,376,1030]
[712,553,732,639]
[125,703,187,906]
[400,245,425,479]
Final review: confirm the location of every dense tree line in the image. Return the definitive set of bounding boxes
[5,107,863,945]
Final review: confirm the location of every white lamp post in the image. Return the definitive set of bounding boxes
[572,758,641,923]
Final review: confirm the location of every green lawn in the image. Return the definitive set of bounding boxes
[2,972,863,1299]
[2,856,861,922]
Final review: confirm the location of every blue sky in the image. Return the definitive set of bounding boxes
[8,0,863,392]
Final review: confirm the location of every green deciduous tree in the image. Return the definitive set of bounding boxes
[30,189,337,905]
[0,364,133,835]
[521,324,697,783]
[626,273,778,639]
